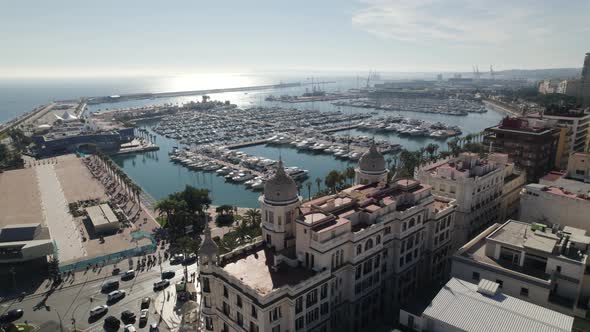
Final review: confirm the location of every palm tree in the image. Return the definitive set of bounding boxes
[315,177,322,193]
[245,209,261,227]
[344,166,356,185]
[325,170,341,193]
[305,182,312,200]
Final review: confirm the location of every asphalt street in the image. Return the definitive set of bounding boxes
[0,259,199,332]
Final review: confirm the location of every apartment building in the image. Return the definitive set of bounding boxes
[199,144,456,332]
[416,152,522,250]
[483,117,559,182]
[451,219,590,319]
[528,111,590,169]
[567,152,590,183]
[519,183,590,231]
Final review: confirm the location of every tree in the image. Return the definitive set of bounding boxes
[244,208,261,227]
[325,170,341,193]
[175,236,201,284]
[305,181,312,200]
[425,143,439,161]
[48,256,60,282]
[155,198,176,225]
[344,166,356,185]
[398,149,420,178]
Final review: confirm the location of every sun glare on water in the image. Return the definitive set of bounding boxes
[157,73,264,93]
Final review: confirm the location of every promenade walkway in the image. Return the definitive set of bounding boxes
[35,164,86,262]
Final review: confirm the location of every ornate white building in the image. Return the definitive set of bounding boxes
[200,145,456,332]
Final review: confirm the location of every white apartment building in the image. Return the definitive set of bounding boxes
[567,152,590,183]
[451,219,590,319]
[199,144,456,332]
[416,152,520,250]
[519,183,590,231]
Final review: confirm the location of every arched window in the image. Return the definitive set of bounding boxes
[409,218,415,228]
[376,235,381,245]
[356,245,362,255]
[335,251,340,267]
[365,239,374,251]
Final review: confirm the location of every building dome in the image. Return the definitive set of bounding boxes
[358,142,387,174]
[264,160,299,205]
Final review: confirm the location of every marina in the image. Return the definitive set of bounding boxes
[355,115,462,139]
[333,97,488,115]
[83,80,505,208]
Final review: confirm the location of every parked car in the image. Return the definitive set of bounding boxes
[0,308,24,323]
[121,310,136,322]
[107,290,126,303]
[140,309,149,323]
[89,305,108,317]
[121,269,135,280]
[153,280,170,291]
[101,280,119,292]
[124,324,137,332]
[141,297,151,309]
[161,270,175,279]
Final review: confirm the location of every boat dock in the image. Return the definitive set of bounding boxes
[225,139,271,149]
[319,124,360,133]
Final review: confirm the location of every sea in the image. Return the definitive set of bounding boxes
[0,74,505,207]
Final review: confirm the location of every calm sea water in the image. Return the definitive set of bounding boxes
[1,75,504,207]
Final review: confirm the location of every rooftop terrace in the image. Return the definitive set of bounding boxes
[220,246,316,296]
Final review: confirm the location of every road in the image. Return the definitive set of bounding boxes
[0,259,199,332]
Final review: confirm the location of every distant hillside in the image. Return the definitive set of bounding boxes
[495,68,581,80]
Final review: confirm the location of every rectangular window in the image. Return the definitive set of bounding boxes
[363,260,372,275]
[205,317,214,331]
[271,325,281,332]
[296,316,305,330]
[270,306,282,322]
[250,322,259,332]
[223,323,229,332]
[320,284,328,300]
[320,302,329,315]
[295,297,303,314]
[306,289,318,307]
[520,288,529,297]
[223,302,230,316]
[355,266,362,280]
[202,277,210,293]
[252,304,258,318]
[237,295,242,308]
[223,285,228,298]
[237,312,244,327]
[385,226,391,235]
[472,272,480,281]
[204,296,211,308]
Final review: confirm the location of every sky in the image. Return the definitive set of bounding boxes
[1,0,589,77]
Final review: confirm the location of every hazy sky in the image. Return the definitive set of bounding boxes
[1,0,589,77]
